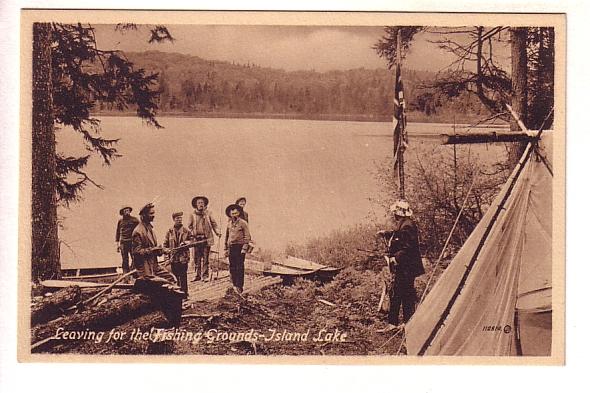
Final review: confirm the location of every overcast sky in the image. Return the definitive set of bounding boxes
[93,24,479,73]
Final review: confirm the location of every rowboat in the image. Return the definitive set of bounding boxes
[217,258,318,277]
[220,256,342,281]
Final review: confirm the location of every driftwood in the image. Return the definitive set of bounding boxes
[77,269,137,309]
[318,299,337,307]
[182,312,222,319]
[31,291,155,351]
[31,286,81,326]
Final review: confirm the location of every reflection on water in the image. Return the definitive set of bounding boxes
[57,117,507,268]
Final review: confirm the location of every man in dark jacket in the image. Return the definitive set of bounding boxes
[235,197,249,222]
[224,203,252,294]
[115,206,139,273]
[163,212,193,300]
[132,202,184,327]
[377,200,425,328]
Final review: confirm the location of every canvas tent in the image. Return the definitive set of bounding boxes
[405,133,553,356]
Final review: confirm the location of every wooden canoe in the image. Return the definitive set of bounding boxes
[218,258,319,277]
[40,279,134,290]
[277,256,343,279]
[60,272,120,281]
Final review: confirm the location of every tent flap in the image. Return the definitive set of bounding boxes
[406,135,552,356]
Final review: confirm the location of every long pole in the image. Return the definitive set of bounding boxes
[396,29,405,199]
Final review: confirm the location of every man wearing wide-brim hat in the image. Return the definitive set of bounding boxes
[224,203,252,293]
[132,202,184,327]
[376,199,425,330]
[235,197,249,222]
[188,195,221,282]
[115,205,139,273]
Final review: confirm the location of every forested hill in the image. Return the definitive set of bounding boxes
[97,50,490,123]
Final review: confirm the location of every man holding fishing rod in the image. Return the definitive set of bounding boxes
[188,196,222,282]
[163,212,194,302]
[377,200,425,331]
[132,202,185,327]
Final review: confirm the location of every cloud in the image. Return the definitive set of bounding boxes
[94,24,389,72]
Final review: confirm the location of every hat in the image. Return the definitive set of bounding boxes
[390,200,413,217]
[235,197,247,204]
[191,196,209,208]
[172,211,183,219]
[139,202,154,216]
[225,203,243,218]
[119,206,132,215]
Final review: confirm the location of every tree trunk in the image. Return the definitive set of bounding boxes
[32,23,60,281]
[509,27,529,165]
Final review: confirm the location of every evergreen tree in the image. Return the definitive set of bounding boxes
[31,23,173,280]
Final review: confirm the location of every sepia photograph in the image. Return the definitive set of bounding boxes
[18,10,565,363]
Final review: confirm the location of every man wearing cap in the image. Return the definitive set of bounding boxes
[132,203,184,327]
[224,203,252,293]
[235,197,249,222]
[115,206,140,273]
[188,196,221,282]
[163,212,193,300]
[377,200,425,329]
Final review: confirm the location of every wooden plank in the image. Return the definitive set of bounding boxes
[185,275,281,303]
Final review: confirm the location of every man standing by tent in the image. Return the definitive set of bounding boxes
[377,200,425,329]
[132,202,184,327]
[115,206,139,273]
[188,196,222,282]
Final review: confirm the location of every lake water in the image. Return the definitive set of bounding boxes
[57,117,508,268]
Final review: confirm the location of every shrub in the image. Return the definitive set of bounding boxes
[375,143,509,258]
[284,224,383,269]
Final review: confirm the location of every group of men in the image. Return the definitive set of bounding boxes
[116,195,423,331]
[114,196,252,327]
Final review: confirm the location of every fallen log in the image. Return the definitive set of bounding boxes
[31,286,81,326]
[31,291,155,352]
[440,130,538,145]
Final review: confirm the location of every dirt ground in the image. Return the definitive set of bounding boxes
[37,266,418,356]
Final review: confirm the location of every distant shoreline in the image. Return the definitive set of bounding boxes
[93,110,505,126]
[95,110,391,122]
